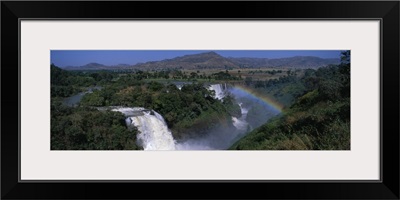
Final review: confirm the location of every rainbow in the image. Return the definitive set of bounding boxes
[230,84,285,113]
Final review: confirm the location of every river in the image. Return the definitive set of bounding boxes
[62,86,102,107]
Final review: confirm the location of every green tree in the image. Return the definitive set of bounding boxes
[81,92,104,106]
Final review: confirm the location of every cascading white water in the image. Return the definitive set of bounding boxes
[130,112,176,150]
[112,107,176,150]
[232,103,249,131]
[208,84,226,100]
[239,103,249,116]
[107,87,252,150]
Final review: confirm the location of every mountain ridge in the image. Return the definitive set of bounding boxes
[62,51,340,70]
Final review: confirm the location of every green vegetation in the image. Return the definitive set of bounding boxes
[51,66,239,149]
[51,101,140,150]
[238,69,309,129]
[51,64,116,97]
[229,52,350,150]
[80,80,238,139]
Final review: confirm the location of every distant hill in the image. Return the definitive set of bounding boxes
[64,63,108,71]
[133,51,239,70]
[63,63,135,71]
[63,52,340,71]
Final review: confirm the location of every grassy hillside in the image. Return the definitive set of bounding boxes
[229,62,350,150]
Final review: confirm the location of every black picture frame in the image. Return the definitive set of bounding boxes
[2,1,399,199]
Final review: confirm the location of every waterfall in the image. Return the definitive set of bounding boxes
[232,103,249,131]
[112,107,176,150]
[208,84,226,100]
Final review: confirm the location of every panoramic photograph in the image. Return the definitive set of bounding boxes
[51,50,350,150]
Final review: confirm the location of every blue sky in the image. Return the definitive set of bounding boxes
[51,50,343,67]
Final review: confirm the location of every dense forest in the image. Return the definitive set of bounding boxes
[51,51,350,150]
